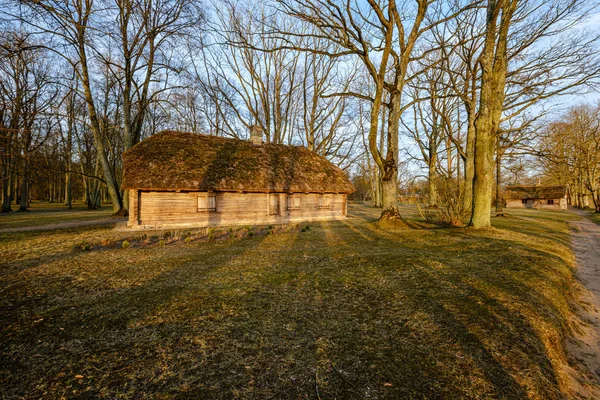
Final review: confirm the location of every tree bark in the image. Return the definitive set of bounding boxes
[463,111,475,211]
[78,39,123,214]
[495,147,503,212]
[381,175,399,217]
[2,172,12,212]
[428,151,438,207]
[18,159,28,211]
[469,0,517,228]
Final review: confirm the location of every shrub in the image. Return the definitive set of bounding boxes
[171,231,182,241]
[121,240,130,249]
[79,241,91,251]
[418,177,470,227]
[184,237,192,244]
[158,240,166,246]
[248,231,254,237]
[207,233,215,242]
[101,238,112,247]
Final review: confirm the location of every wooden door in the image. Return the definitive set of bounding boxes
[269,194,280,215]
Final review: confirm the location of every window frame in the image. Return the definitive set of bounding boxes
[318,194,332,209]
[287,194,301,210]
[197,193,217,212]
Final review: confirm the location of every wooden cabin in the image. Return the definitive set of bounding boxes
[122,130,355,228]
[504,185,568,211]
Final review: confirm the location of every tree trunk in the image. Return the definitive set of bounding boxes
[381,175,399,217]
[495,148,503,212]
[428,152,438,207]
[1,164,12,212]
[469,0,516,229]
[463,112,476,212]
[78,39,123,214]
[2,174,12,212]
[471,115,495,227]
[380,90,402,218]
[18,159,28,211]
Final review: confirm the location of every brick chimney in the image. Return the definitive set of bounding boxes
[249,125,263,146]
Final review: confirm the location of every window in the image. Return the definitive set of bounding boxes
[287,194,300,210]
[318,194,332,209]
[547,199,554,205]
[521,199,527,204]
[198,194,216,212]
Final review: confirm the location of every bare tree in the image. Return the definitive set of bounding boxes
[541,104,600,212]
[267,0,472,219]
[0,30,58,211]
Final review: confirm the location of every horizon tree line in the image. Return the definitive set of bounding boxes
[1,0,599,226]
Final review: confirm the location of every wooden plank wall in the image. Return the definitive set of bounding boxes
[505,198,564,210]
[127,190,139,226]
[133,191,347,227]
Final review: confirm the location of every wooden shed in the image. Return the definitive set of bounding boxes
[122,130,355,228]
[504,185,568,211]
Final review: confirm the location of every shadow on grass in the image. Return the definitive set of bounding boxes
[0,205,576,399]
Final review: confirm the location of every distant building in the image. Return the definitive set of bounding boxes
[122,129,355,228]
[504,185,568,211]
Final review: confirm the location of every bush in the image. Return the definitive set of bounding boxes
[248,231,254,237]
[171,231,182,241]
[417,177,470,227]
[79,241,91,251]
[121,240,130,249]
[158,239,166,246]
[184,237,192,244]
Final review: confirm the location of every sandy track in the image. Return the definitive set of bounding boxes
[569,211,600,398]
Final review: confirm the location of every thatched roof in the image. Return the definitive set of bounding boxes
[122,131,355,194]
[504,185,568,200]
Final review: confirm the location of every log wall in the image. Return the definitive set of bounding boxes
[128,190,348,228]
[505,198,567,210]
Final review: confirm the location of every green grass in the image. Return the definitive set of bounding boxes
[0,202,583,399]
[589,211,600,225]
[0,201,113,230]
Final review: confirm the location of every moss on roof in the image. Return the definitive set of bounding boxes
[122,131,355,193]
[505,185,568,199]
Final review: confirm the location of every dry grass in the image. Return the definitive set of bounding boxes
[0,202,583,399]
[0,201,113,230]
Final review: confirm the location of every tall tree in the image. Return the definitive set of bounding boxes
[272,0,468,219]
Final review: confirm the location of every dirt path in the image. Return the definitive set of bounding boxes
[0,218,126,234]
[569,211,600,398]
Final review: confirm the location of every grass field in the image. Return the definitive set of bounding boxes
[0,201,113,230]
[0,202,584,399]
[589,211,600,225]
